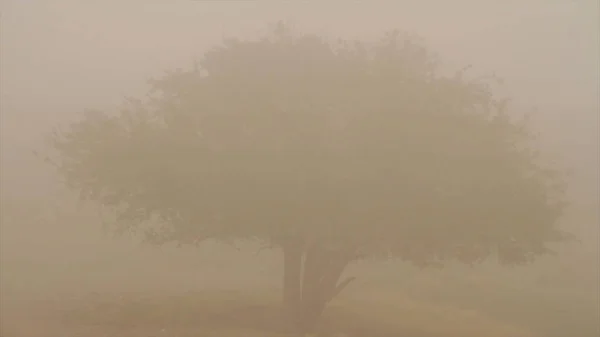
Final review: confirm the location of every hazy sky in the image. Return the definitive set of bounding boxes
[0,0,598,194]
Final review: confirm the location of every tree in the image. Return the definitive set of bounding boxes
[48,25,568,333]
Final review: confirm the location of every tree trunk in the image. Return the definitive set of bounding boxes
[285,243,354,334]
[281,239,303,325]
[297,244,330,333]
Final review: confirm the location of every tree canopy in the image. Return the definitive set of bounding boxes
[50,27,567,266]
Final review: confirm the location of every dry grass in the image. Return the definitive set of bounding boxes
[1,289,535,337]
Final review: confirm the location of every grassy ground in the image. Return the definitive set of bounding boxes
[1,245,597,336]
[359,269,600,337]
[1,289,536,337]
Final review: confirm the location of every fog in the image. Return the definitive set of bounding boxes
[1,1,598,336]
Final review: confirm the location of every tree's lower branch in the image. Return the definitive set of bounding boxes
[330,276,356,302]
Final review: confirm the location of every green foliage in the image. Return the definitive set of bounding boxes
[49,26,568,266]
